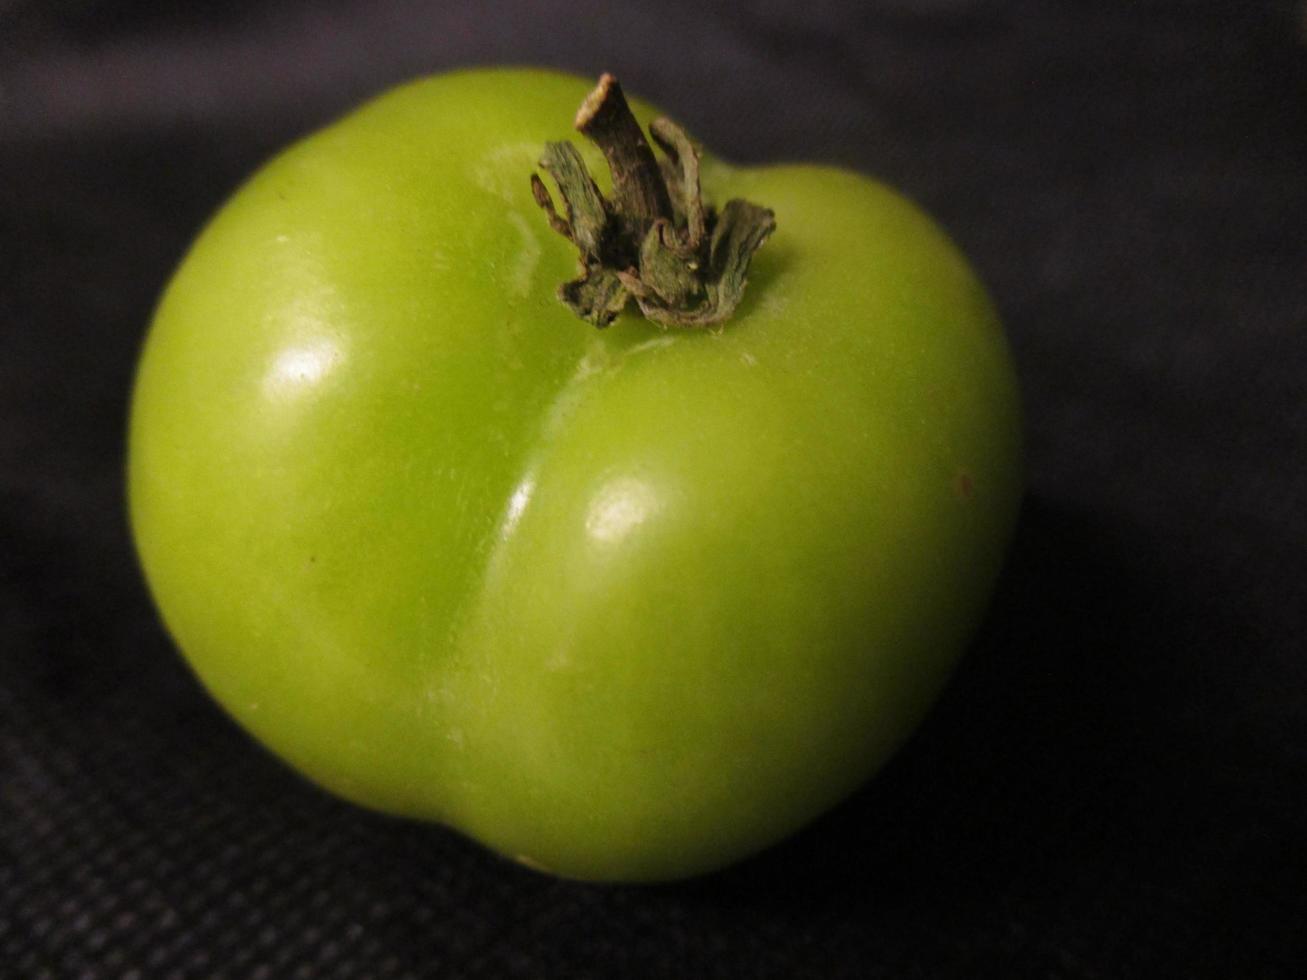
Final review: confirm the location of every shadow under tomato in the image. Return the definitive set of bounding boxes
[680,493,1244,909]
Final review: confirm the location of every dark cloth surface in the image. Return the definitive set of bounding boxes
[3,1,1306,976]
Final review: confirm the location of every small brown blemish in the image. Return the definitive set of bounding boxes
[954,469,975,500]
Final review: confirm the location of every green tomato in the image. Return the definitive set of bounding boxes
[128,68,1022,882]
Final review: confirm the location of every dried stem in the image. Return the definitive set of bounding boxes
[531,75,776,328]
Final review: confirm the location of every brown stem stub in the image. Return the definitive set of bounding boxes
[531,74,776,328]
[574,74,672,224]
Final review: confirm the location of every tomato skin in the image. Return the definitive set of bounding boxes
[128,68,1022,881]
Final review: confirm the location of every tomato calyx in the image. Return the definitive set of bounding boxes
[530,74,776,329]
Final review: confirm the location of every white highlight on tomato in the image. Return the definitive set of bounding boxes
[586,476,659,545]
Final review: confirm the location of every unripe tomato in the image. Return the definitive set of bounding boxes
[129,69,1022,881]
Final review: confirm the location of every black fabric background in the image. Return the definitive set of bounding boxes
[3,1,1306,976]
